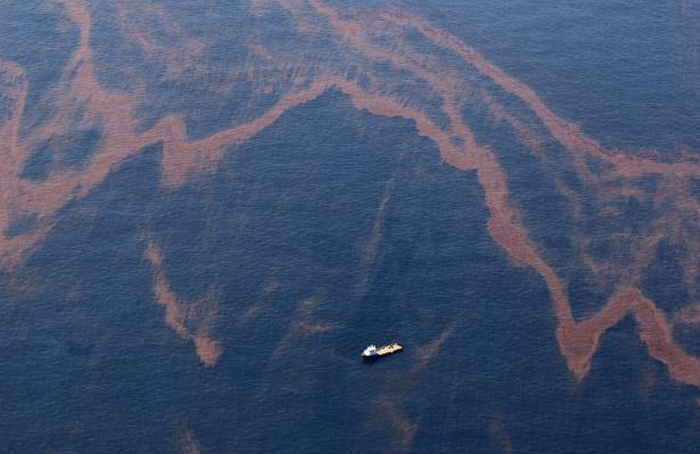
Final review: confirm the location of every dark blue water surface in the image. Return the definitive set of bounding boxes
[2,0,700,452]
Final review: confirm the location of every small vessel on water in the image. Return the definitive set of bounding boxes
[361,343,403,360]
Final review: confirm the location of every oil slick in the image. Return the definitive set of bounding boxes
[142,234,222,366]
[174,421,204,454]
[372,399,418,454]
[489,413,513,454]
[1,0,700,409]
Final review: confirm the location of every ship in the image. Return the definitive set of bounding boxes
[361,343,403,360]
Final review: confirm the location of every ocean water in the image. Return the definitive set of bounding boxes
[2,1,700,452]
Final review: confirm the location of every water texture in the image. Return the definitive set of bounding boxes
[1,0,700,452]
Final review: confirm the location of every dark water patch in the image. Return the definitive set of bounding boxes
[66,127,103,166]
[20,127,103,180]
[575,315,700,453]
[0,91,14,125]
[66,339,95,357]
[674,325,700,361]
[636,174,660,193]
[600,195,654,238]
[4,211,38,240]
[0,0,78,134]
[90,0,153,92]
[642,239,689,315]
[690,177,700,204]
[20,141,53,181]
[565,269,614,321]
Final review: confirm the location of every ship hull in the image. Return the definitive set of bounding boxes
[361,350,402,362]
[361,354,381,362]
[361,343,403,361]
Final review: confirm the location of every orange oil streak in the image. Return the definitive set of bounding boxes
[143,236,222,366]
